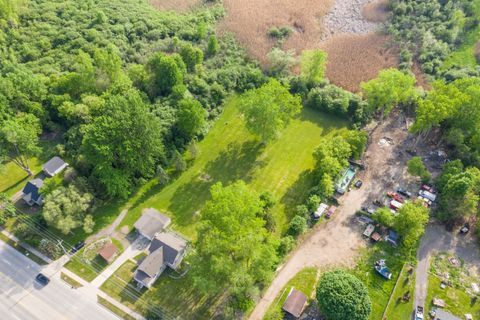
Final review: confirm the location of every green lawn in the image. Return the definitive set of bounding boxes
[97,296,136,320]
[0,138,60,196]
[60,272,84,288]
[118,97,347,239]
[100,260,222,320]
[426,274,480,318]
[264,267,318,320]
[64,238,121,282]
[384,264,416,319]
[354,243,408,320]
[442,0,480,70]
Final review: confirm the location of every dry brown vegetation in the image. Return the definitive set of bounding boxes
[319,33,398,92]
[475,41,480,63]
[361,0,390,23]
[149,0,200,12]
[218,0,334,64]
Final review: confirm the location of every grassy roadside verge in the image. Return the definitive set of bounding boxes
[60,272,83,288]
[383,263,416,319]
[97,295,136,320]
[0,232,47,265]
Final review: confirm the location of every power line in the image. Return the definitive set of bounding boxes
[12,210,176,320]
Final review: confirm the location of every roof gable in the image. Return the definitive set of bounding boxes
[149,232,187,265]
[22,179,44,201]
[137,247,164,278]
[134,208,171,239]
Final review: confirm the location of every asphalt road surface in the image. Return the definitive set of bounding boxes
[0,241,117,320]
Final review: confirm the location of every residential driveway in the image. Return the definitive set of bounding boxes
[91,236,149,288]
[413,223,480,310]
[0,241,118,320]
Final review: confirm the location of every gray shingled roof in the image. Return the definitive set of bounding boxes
[42,156,67,176]
[282,288,307,318]
[136,247,164,279]
[149,232,187,266]
[134,208,171,239]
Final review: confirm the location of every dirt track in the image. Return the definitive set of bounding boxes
[249,112,418,319]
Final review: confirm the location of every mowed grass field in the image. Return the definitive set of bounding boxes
[119,96,348,239]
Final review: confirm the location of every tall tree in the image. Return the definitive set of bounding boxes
[300,49,327,87]
[0,113,41,176]
[176,98,207,138]
[361,68,417,118]
[239,79,302,142]
[316,270,371,320]
[190,181,278,299]
[407,156,431,182]
[394,202,429,250]
[42,184,93,235]
[147,53,185,97]
[81,90,165,198]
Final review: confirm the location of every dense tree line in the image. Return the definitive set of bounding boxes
[0,0,264,211]
[388,0,478,75]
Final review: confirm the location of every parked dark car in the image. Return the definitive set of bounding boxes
[355,180,363,188]
[397,188,412,198]
[35,273,50,286]
[70,240,85,254]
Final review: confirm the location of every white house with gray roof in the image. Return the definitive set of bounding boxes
[133,231,187,288]
[42,156,68,177]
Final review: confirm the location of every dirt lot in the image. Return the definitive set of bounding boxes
[320,33,398,92]
[218,0,334,64]
[249,111,441,319]
[149,0,200,12]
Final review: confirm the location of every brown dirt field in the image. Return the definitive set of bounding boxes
[218,0,334,64]
[412,61,431,90]
[361,0,390,23]
[149,0,200,12]
[319,33,399,92]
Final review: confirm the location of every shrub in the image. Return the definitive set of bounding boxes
[289,216,307,236]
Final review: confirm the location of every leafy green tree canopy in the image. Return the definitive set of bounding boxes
[81,90,165,198]
[361,68,417,117]
[42,184,93,235]
[316,269,372,320]
[239,79,302,142]
[176,98,207,138]
[300,49,327,87]
[190,181,278,298]
[0,113,41,175]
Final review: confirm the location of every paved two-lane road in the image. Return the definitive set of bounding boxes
[0,241,118,320]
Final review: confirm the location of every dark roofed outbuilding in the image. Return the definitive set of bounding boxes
[282,288,307,318]
[42,156,68,177]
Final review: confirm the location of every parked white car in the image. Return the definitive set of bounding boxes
[418,190,436,202]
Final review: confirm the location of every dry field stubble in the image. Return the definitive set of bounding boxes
[218,0,334,64]
[149,0,200,12]
[361,0,390,23]
[319,33,399,92]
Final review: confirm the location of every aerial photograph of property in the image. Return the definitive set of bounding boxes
[1,0,480,319]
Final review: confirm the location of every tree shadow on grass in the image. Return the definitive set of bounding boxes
[280,169,317,222]
[168,140,266,228]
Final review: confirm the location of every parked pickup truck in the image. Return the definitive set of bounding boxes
[415,306,424,320]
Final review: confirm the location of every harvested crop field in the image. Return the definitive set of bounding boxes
[218,0,334,64]
[320,33,398,92]
[149,0,199,12]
